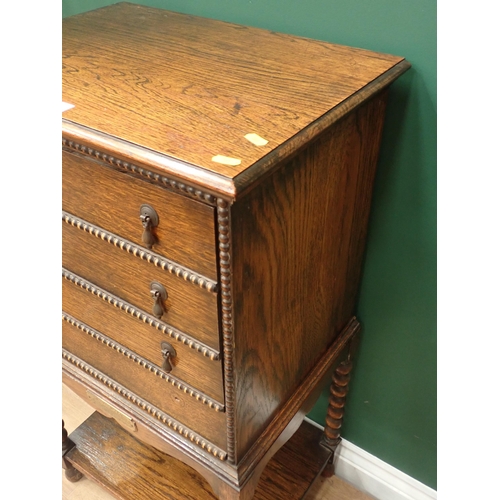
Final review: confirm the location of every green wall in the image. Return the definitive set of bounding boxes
[63,0,437,490]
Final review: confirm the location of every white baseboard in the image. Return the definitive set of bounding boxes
[304,417,437,500]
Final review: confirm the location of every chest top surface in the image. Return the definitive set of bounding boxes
[62,2,407,191]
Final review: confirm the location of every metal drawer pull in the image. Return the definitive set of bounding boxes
[150,281,168,319]
[160,342,176,373]
[139,204,159,249]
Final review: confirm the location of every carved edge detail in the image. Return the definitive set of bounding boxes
[62,211,218,293]
[62,139,218,205]
[321,358,353,449]
[319,356,354,478]
[62,268,220,361]
[62,350,227,461]
[217,199,236,463]
[62,312,224,412]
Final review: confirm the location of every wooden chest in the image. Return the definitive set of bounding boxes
[62,3,409,498]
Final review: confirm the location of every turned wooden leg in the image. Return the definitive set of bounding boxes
[320,357,353,477]
[62,420,83,482]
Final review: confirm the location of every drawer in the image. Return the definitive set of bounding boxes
[62,314,227,454]
[62,218,220,349]
[62,149,218,281]
[62,271,224,404]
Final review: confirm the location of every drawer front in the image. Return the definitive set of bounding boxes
[62,315,227,452]
[62,273,224,404]
[62,149,218,281]
[62,219,220,349]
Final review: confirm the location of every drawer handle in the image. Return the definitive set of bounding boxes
[160,341,176,373]
[150,281,168,319]
[139,204,159,249]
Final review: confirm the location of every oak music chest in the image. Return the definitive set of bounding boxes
[62,3,410,499]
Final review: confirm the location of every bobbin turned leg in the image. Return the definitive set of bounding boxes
[320,358,353,477]
[62,420,83,482]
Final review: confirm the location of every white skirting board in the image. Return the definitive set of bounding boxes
[304,418,437,500]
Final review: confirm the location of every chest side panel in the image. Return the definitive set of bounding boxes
[230,91,388,460]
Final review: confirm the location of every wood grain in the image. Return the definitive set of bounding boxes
[62,6,409,498]
[64,410,331,500]
[62,319,227,451]
[62,219,220,348]
[67,412,219,500]
[230,94,387,459]
[62,3,405,178]
[232,65,406,199]
[63,362,232,470]
[63,149,218,280]
[234,319,358,491]
[62,385,373,500]
[62,275,224,403]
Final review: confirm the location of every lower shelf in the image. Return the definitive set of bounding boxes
[65,411,332,500]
